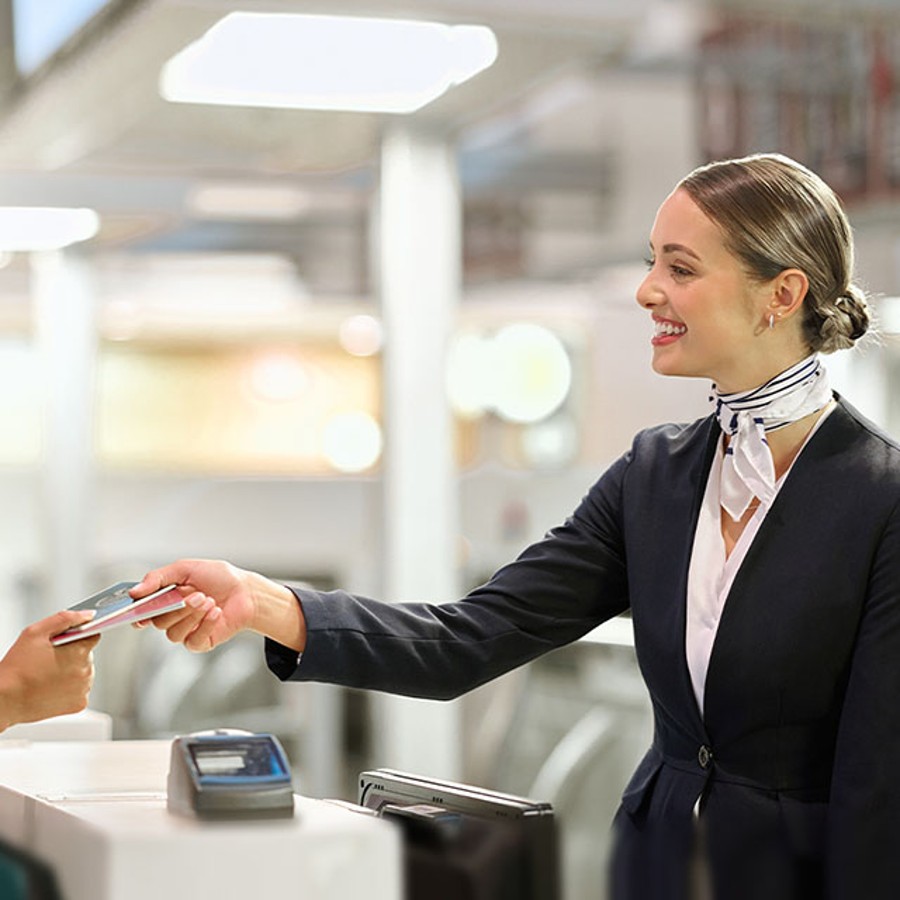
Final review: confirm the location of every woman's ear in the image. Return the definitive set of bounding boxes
[768,268,808,321]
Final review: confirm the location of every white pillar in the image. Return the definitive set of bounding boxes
[299,683,344,798]
[827,345,888,429]
[31,250,97,613]
[374,121,462,780]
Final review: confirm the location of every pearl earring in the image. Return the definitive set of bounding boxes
[768,313,776,330]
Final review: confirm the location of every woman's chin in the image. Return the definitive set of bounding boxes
[650,352,685,378]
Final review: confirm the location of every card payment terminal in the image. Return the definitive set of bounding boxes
[167,729,295,820]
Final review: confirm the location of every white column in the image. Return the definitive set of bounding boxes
[374,121,462,779]
[299,683,344,798]
[31,250,97,613]
[827,345,888,429]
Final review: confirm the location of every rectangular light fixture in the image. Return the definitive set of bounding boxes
[159,13,498,114]
[186,181,312,221]
[0,207,100,251]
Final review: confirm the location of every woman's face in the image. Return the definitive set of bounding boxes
[636,188,777,392]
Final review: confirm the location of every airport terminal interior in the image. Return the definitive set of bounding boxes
[1,1,900,898]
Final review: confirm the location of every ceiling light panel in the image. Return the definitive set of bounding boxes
[0,207,100,251]
[160,13,498,114]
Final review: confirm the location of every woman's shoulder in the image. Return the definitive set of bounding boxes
[835,393,900,452]
[822,395,900,489]
[832,395,900,456]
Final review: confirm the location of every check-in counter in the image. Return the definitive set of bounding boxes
[0,740,402,900]
[0,710,113,744]
[0,739,171,845]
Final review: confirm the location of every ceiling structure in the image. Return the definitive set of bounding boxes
[2,0,898,301]
[0,0,704,301]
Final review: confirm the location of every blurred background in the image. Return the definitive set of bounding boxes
[2,1,900,897]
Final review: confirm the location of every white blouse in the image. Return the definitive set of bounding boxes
[685,404,835,715]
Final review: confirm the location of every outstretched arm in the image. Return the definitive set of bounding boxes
[0,610,100,732]
[130,559,306,654]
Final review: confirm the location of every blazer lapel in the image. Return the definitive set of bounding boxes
[678,419,721,733]
[638,415,720,737]
[702,399,853,729]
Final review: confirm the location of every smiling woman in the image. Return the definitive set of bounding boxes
[134,155,900,900]
[637,189,800,391]
[636,154,867,397]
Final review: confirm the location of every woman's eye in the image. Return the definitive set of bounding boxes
[671,265,693,278]
[643,256,655,270]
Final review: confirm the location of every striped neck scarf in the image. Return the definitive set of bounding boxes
[713,354,831,522]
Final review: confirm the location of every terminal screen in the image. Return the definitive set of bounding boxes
[191,740,283,778]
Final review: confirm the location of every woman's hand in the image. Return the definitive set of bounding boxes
[130,559,306,654]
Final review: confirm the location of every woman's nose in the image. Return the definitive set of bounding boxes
[635,270,658,310]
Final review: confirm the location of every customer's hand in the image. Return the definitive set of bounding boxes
[0,610,100,732]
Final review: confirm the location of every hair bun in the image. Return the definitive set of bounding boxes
[836,285,870,342]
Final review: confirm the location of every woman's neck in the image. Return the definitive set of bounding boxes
[724,398,834,479]
[713,345,813,396]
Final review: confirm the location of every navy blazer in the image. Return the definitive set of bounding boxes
[267,395,900,899]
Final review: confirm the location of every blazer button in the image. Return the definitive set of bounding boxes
[698,745,713,769]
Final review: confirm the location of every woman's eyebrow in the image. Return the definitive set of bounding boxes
[647,240,702,261]
[660,242,701,260]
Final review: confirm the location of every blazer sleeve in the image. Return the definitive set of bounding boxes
[265,449,634,700]
[827,496,900,897]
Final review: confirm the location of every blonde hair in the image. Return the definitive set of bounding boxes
[678,153,869,353]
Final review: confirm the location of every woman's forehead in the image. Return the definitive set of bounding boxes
[649,188,727,258]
